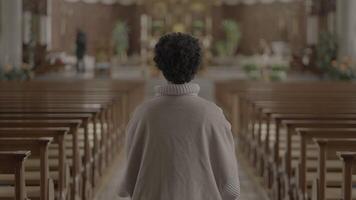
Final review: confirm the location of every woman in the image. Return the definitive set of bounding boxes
[118,33,240,200]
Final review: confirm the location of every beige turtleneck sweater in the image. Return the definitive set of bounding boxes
[118,83,240,200]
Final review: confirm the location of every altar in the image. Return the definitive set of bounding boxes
[2,0,356,81]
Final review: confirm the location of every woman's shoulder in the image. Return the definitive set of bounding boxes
[131,96,227,123]
[129,97,168,118]
[194,97,224,114]
[196,97,231,126]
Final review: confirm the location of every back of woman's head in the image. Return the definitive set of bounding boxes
[154,32,202,84]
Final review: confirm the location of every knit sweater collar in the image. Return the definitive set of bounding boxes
[155,82,200,96]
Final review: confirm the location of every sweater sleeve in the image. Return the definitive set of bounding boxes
[210,109,240,200]
[118,108,145,198]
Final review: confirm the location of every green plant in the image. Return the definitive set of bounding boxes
[335,70,355,80]
[242,62,289,81]
[192,20,205,30]
[329,59,356,80]
[192,20,205,35]
[0,67,32,81]
[271,64,289,71]
[269,71,287,81]
[242,63,261,80]
[112,20,129,57]
[215,20,241,57]
[270,64,289,81]
[248,71,262,80]
[152,20,164,35]
[315,32,356,80]
[316,32,337,72]
[243,63,258,72]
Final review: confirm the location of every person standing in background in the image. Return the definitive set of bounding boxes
[75,29,87,73]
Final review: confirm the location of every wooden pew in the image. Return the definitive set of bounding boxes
[0,107,103,200]
[251,105,356,199]
[249,107,356,172]
[245,105,356,160]
[337,152,356,200]
[0,100,116,153]
[294,129,356,200]
[283,121,356,179]
[214,80,356,200]
[0,80,145,136]
[215,80,356,135]
[0,128,69,200]
[264,119,356,199]
[0,79,145,124]
[0,120,84,200]
[0,114,110,181]
[0,80,145,200]
[311,139,356,200]
[0,151,31,200]
[217,89,355,138]
[0,138,53,200]
[254,113,356,192]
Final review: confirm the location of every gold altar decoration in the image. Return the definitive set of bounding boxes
[141,0,215,72]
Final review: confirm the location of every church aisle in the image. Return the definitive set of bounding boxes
[94,78,269,200]
[93,151,269,200]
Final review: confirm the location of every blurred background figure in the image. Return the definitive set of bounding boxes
[75,29,87,73]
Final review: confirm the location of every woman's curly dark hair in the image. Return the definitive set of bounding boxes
[154,32,202,84]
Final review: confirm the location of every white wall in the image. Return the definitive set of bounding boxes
[0,0,22,68]
[337,0,356,59]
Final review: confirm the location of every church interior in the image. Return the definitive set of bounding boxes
[1,0,356,199]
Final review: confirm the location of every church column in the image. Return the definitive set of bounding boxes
[0,0,22,68]
[337,0,356,59]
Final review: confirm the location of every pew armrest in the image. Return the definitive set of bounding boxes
[311,178,319,200]
[337,152,356,160]
[337,151,356,200]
